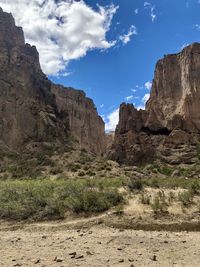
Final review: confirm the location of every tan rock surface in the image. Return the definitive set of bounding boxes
[110,44,200,165]
[0,8,105,154]
[52,84,105,155]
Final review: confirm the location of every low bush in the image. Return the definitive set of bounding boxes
[0,178,123,221]
[151,196,167,214]
[114,205,124,216]
[178,190,193,207]
[128,178,143,191]
[143,176,200,190]
[67,163,81,172]
[151,191,168,214]
[189,181,200,195]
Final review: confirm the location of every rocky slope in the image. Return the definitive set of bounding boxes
[0,8,105,155]
[109,43,200,165]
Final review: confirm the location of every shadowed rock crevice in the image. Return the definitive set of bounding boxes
[140,126,171,136]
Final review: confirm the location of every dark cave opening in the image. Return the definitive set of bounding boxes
[141,126,171,136]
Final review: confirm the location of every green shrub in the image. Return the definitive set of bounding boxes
[65,189,122,213]
[128,178,143,191]
[150,178,160,188]
[189,181,200,195]
[159,166,173,176]
[114,205,124,216]
[178,190,193,206]
[67,163,81,172]
[0,179,124,220]
[151,196,167,214]
[197,144,200,160]
[151,191,168,214]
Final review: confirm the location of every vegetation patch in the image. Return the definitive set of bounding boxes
[127,178,143,191]
[0,178,124,221]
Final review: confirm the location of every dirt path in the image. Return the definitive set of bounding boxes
[0,224,200,267]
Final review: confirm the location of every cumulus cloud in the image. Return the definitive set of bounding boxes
[0,0,118,75]
[125,95,134,101]
[135,93,150,110]
[105,108,119,132]
[142,93,150,104]
[119,25,137,45]
[145,81,152,90]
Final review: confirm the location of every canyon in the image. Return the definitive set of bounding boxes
[1,7,200,167]
[0,8,105,156]
[109,43,200,165]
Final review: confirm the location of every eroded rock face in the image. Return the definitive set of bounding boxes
[110,44,200,165]
[0,8,105,154]
[0,8,69,151]
[52,85,105,155]
[146,43,200,133]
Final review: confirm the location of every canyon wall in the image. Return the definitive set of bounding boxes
[0,8,105,154]
[52,85,105,155]
[109,43,200,165]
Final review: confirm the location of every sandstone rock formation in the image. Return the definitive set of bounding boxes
[0,8,105,154]
[109,43,200,165]
[105,131,115,151]
[52,85,105,155]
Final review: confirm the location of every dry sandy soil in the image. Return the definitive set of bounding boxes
[0,220,200,267]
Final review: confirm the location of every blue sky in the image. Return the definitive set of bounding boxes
[51,0,200,130]
[1,0,200,131]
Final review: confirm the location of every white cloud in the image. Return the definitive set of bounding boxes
[142,93,150,104]
[144,2,151,7]
[181,43,189,50]
[194,24,200,31]
[105,108,119,132]
[150,7,156,22]
[145,81,152,90]
[131,89,137,93]
[136,105,145,110]
[125,95,134,101]
[119,25,137,45]
[0,0,118,75]
[136,85,144,89]
[136,93,150,110]
[144,2,156,22]
[134,8,139,15]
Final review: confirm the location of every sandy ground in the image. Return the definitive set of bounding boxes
[0,224,200,267]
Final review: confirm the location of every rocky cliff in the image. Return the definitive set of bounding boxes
[110,43,200,165]
[52,85,105,155]
[0,8,105,154]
